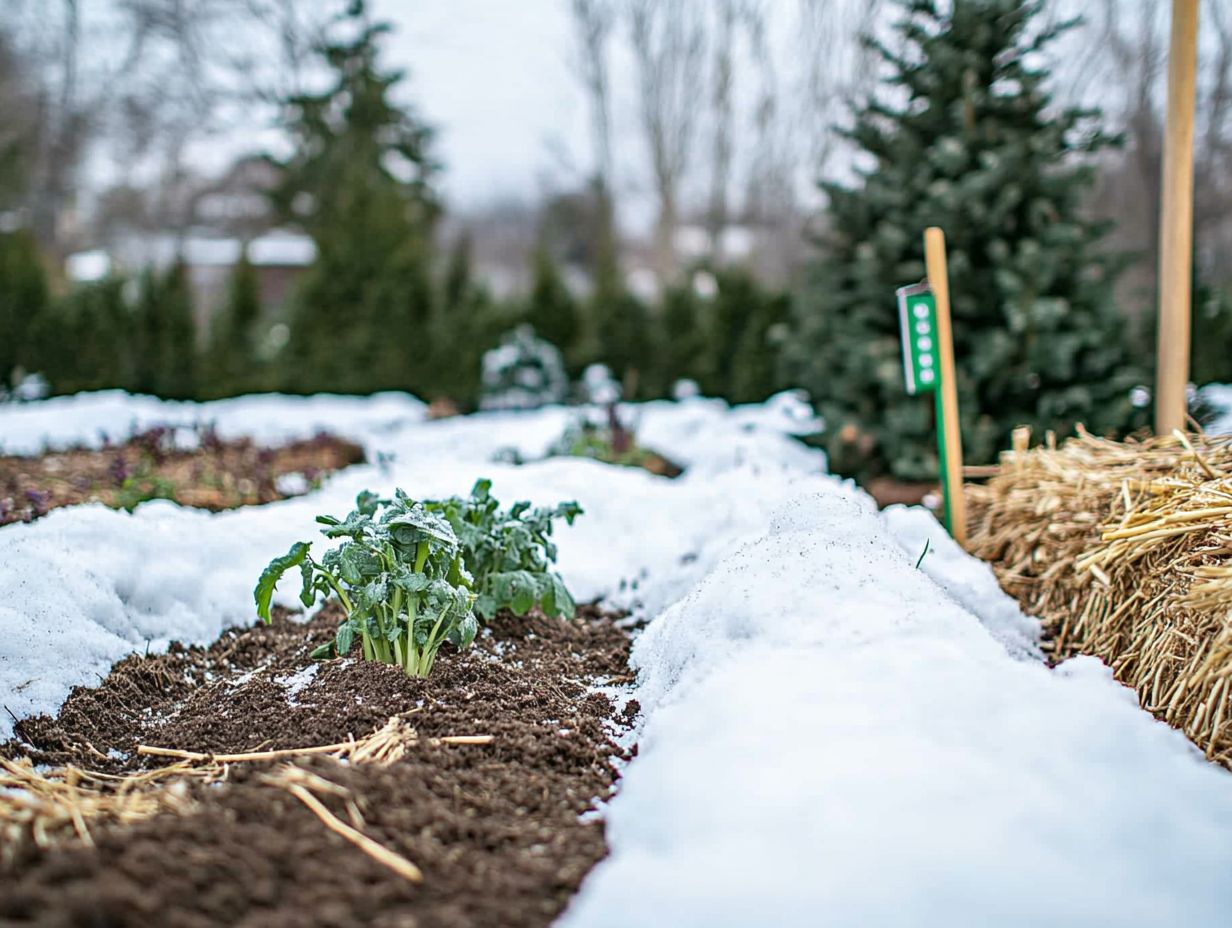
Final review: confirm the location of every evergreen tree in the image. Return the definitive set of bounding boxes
[273,1,437,395]
[429,234,507,407]
[34,278,135,394]
[158,261,198,399]
[133,262,198,398]
[524,245,580,366]
[1192,281,1232,385]
[724,271,790,404]
[656,282,706,392]
[132,268,163,395]
[202,253,263,398]
[0,229,50,388]
[589,259,654,398]
[782,0,1147,481]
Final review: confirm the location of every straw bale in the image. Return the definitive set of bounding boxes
[967,427,1232,768]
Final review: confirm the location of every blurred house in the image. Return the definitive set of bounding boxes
[65,229,316,337]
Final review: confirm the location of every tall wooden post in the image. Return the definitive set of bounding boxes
[924,227,967,546]
[1156,0,1200,434]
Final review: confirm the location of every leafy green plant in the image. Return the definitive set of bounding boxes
[115,474,178,512]
[255,489,479,677]
[549,405,683,478]
[424,479,581,620]
[253,481,583,677]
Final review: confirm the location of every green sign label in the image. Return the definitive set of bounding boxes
[896,284,939,396]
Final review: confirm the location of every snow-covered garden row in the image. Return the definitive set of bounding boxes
[2,390,1231,925]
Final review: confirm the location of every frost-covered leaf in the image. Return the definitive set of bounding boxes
[448,612,478,649]
[386,506,458,549]
[336,621,356,656]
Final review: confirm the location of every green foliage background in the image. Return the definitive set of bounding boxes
[781,0,1152,481]
[5,0,1228,488]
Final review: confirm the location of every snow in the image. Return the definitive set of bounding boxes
[65,249,112,283]
[1201,383,1232,435]
[277,664,320,706]
[560,490,1232,928]
[0,390,427,455]
[0,391,822,735]
[247,230,317,267]
[2,389,1231,926]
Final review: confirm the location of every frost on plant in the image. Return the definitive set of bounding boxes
[253,482,582,677]
[479,324,568,411]
[426,479,582,620]
[255,490,478,677]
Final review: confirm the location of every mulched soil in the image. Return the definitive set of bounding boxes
[0,603,635,928]
[0,427,364,526]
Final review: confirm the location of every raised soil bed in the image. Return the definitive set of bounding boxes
[1,604,635,927]
[0,428,365,526]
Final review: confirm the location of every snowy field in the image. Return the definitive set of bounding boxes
[3,391,1232,926]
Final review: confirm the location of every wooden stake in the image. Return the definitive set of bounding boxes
[924,227,967,546]
[1156,0,1201,435]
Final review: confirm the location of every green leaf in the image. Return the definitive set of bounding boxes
[361,575,389,608]
[337,544,380,584]
[310,641,336,660]
[254,541,310,623]
[336,622,356,656]
[386,506,458,549]
[356,490,383,516]
[510,571,536,615]
[448,612,478,649]
[318,510,372,539]
[553,574,576,618]
[392,569,429,594]
[299,558,316,608]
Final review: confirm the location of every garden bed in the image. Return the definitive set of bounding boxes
[1,603,634,927]
[0,428,364,526]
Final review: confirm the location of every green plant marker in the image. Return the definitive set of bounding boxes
[896,283,953,532]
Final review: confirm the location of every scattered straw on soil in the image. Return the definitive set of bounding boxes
[2,605,633,927]
[967,426,1232,767]
[0,756,198,869]
[1,711,493,876]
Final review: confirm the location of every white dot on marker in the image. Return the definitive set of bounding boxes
[914,305,928,319]
[921,370,935,383]
[918,336,933,350]
[920,355,934,367]
[916,321,929,334]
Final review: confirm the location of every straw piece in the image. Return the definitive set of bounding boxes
[3,714,494,864]
[262,765,423,883]
[0,756,198,868]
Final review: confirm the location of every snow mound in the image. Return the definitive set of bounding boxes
[0,390,427,455]
[560,491,1232,928]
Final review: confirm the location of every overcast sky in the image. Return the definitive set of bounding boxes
[374,0,590,208]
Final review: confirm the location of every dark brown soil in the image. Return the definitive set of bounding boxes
[862,477,937,509]
[0,427,364,526]
[0,603,635,928]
